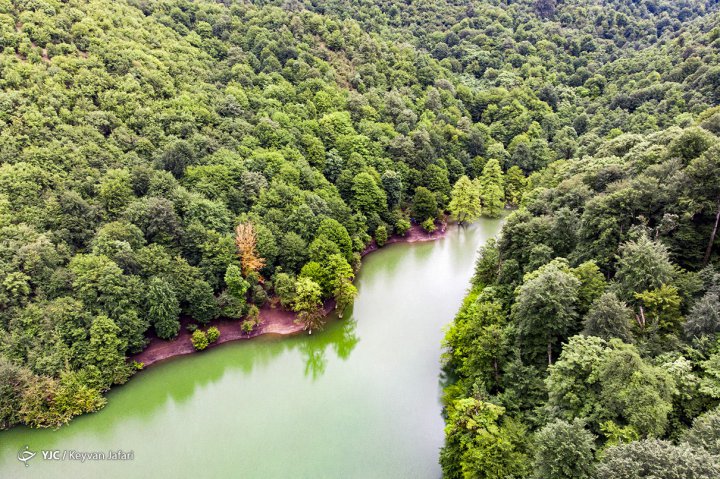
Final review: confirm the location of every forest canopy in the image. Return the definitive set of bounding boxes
[0,2,719,477]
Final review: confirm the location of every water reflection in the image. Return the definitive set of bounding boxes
[0,218,505,479]
[300,343,327,380]
[0,313,361,460]
[333,315,359,360]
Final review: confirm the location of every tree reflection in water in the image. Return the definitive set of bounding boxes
[299,313,359,380]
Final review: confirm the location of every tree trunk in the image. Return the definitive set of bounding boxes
[636,305,646,329]
[547,342,553,366]
[703,199,720,266]
[493,358,500,384]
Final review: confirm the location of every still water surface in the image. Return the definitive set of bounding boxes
[0,219,503,478]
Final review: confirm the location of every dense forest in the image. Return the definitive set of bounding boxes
[0,0,719,476]
[0,0,520,429]
[434,1,720,478]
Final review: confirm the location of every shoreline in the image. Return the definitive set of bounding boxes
[131,220,450,369]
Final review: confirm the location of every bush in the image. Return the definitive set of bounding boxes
[252,284,268,306]
[375,225,388,247]
[422,218,437,233]
[396,218,411,236]
[241,320,256,334]
[191,330,208,350]
[206,326,220,343]
[241,305,261,334]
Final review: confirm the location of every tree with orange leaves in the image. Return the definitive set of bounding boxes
[235,222,265,276]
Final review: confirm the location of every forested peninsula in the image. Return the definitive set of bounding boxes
[0,2,719,477]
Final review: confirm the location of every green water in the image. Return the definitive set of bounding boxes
[0,219,503,478]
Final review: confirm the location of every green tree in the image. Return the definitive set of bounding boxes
[546,335,610,427]
[532,419,596,479]
[186,278,218,324]
[684,292,720,339]
[634,284,683,335]
[223,264,249,318]
[0,358,31,429]
[448,176,482,225]
[351,172,387,217]
[334,279,357,318]
[476,159,505,218]
[381,170,403,208]
[146,277,181,340]
[97,169,134,217]
[582,292,634,342]
[615,234,674,301]
[274,272,297,309]
[571,260,606,314]
[293,277,324,332]
[504,166,526,206]
[684,145,720,266]
[412,186,438,221]
[440,398,529,479]
[158,139,195,178]
[683,406,720,456]
[317,218,353,261]
[375,225,388,247]
[85,315,130,388]
[599,341,676,438]
[206,326,220,344]
[513,263,581,365]
[596,440,720,479]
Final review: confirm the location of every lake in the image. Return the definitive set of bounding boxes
[0,218,504,478]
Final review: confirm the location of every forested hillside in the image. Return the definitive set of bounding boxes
[0,0,523,428]
[0,0,720,476]
[435,2,720,478]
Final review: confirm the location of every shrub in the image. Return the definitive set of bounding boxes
[206,326,220,343]
[396,218,411,236]
[191,330,208,350]
[241,320,256,334]
[252,284,268,306]
[375,225,388,247]
[422,218,437,233]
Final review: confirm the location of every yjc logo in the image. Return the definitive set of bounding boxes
[17,445,36,467]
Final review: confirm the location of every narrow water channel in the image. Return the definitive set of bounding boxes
[0,219,504,478]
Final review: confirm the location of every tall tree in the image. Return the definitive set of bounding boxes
[448,175,482,225]
[684,147,720,266]
[582,292,634,342]
[293,277,324,333]
[596,440,720,479]
[351,172,387,217]
[504,166,526,206]
[186,278,218,324]
[85,315,130,388]
[615,234,674,301]
[334,279,357,318]
[440,398,529,479]
[146,277,180,340]
[412,186,438,221]
[513,263,581,365]
[477,159,505,218]
[235,222,266,277]
[532,419,595,479]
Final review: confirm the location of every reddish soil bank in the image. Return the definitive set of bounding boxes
[132,300,337,368]
[361,219,449,257]
[132,219,449,369]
